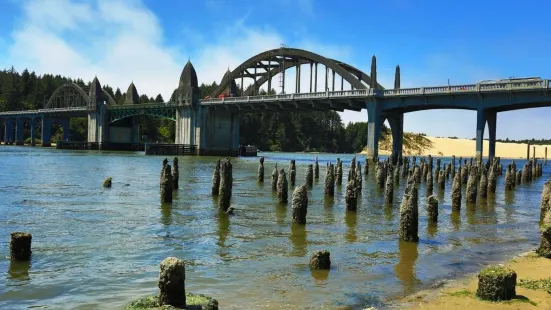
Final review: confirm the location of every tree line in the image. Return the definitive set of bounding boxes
[0,67,383,153]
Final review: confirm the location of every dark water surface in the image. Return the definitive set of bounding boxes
[0,147,547,309]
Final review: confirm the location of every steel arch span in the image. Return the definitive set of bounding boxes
[45,83,116,110]
[209,47,385,98]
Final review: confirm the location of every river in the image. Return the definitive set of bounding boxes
[0,147,546,309]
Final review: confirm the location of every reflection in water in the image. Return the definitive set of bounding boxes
[466,203,476,226]
[289,223,308,257]
[217,212,230,248]
[504,190,515,206]
[345,211,357,243]
[310,268,330,282]
[384,204,395,222]
[324,197,335,224]
[437,187,445,203]
[451,209,461,231]
[427,221,438,237]
[160,202,173,227]
[275,203,287,225]
[8,260,31,281]
[394,241,419,296]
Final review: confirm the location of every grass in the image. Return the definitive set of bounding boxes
[124,293,218,310]
[445,290,537,306]
[519,278,551,293]
[479,265,516,278]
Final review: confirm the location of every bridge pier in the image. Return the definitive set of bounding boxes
[41,116,52,147]
[387,113,404,165]
[30,118,37,146]
[15,118,25,145]
[366,101,382,162]
[476,109,497,162]
[60,118,71,141]
[4,119,14,144]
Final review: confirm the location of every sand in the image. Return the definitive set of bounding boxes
[396,251,551,309]
[362,136,551,159]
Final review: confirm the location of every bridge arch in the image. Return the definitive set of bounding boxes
[210,47,385,97]
[45,83,116,110]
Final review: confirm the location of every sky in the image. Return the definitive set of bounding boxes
[0,0,550,140]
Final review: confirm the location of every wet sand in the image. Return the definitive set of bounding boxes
[396,251,551,309]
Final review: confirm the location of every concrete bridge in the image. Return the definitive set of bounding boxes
[1,47,550,160]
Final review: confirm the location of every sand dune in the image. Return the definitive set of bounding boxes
[364,136,551,159]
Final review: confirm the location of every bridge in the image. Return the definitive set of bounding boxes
[1,47,550,161]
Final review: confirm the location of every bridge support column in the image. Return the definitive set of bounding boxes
[15,118,25,145]
[0,119,4,144]
[475,109,485,162]
[60,119,71,141]
[4,119,14,144]
[30,118,37,146]
[486,110,496,160]
[387,114,404,166]
[87,105,108,147]
[41,116,52,147]
[366,101,381,162]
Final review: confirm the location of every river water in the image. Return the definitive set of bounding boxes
[0,147,546,309]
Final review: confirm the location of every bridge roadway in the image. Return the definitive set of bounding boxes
[1,78,549,160]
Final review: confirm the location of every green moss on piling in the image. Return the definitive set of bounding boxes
[125,293,218,310]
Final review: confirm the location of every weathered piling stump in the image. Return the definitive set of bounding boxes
[336,159,343,186]
[504,164,514,191]
[309,250,331,269]
[466,165,478,203]
[434,158,441,185]
[271,164,279,191]
[376,162,386,188]
[348,157,357,182]
[314,156,320,180]
[355,163,362,196]
[277,169,288,203]
[399,181,419,242]
[479,166,488,198]
[475,266,517,301]
[160,163,173,203]
[218,159,232,212]
[413,164,421,183]
[324,163,335,197]
[10,232,32,261]
[426,166,433,195]
[385,165,394,204]
[394,164,400,186]
[541,180,551,221]
[292,184,309,224]
[451,171,462,211]
[289,160,296,186]
[487,161,497,195]
[516,169,521,185]
[258,157,265,182]
[103,177,112,188]
[345,179,358,211]
[306,164,314,188]
[537,224,551,258]
[427,195,438,222]
[211,159,221,196]
[364,159,369,175]
[158,257,186,307]
[438,170,445,190]
[172,157,179,190]
[451,155,456,178]
[445,162,451,179]
[461,165,468,185]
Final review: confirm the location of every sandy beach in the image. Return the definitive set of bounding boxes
[363,136,551,159]
[396,251,551,309]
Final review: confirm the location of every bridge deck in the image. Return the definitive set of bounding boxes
[0,79,549,116]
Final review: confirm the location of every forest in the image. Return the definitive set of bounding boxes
[0,67,433,154]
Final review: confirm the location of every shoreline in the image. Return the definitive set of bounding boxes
[391,250,551,309]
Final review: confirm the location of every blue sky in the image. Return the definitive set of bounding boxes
[0,0,550,139]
